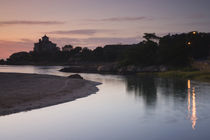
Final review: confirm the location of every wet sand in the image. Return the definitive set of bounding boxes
[0,73,100,116]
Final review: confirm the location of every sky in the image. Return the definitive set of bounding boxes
[0,0,210,59]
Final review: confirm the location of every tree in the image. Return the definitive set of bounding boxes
[62,45,73,52]
[0,59,6,65]
[7,52,32,64]
[143,33,160,42]
[158,34,190,66]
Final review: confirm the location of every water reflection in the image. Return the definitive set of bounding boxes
[192,88,198,129]
[126,76,198,130]
[187,80,198,130]
[188,88,191,119]
[191,87,197,129]
[1,65,210,139]
[125,76,189,106]
[125,76,157,107]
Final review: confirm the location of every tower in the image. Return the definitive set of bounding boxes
[34,35,60,54]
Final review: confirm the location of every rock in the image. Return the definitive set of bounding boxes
[126,65,137,72]
[60,67,83,73]
[68,74,83,79]
[159,65,168,72]
[117,67,126,74]
[141,66,159,72]
[192,60,210,72]
[97,65,111,72]
[97,63,118,73]
[136,67,143,72]
[60,66,98,73]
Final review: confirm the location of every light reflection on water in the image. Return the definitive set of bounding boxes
[0,65,210,140]
[191,87,197,130]
[187,80,198,130]
[188,89,191,119]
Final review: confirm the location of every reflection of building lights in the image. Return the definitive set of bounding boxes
[187,80,198,130]
[188,88,191,118]
[191,87,197,130]
[188,80,191,89]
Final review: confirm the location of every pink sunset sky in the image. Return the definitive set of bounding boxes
[0,0,210,59]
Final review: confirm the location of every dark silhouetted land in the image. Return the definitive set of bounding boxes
[1,31,210,74]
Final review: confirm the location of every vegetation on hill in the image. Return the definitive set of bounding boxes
[1,31,210,68]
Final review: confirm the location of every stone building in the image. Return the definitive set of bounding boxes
[34,35,60,54]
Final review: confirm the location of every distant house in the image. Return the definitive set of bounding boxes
[34,35,60,54]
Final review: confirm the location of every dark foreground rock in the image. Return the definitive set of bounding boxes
[68,74,84,79]
[60,64,168,74]
[60,65,98,73]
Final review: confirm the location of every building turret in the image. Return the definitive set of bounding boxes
[42,35,49,42]
[34,35,60,54]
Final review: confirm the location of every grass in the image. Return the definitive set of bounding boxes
[156,71,210,82]
[138,71,210,83]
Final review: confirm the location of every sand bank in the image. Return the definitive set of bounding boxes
[0,73,100,116]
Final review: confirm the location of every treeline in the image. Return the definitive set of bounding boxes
[1,31,210,66]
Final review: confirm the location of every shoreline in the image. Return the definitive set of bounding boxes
[59,64,168,74]
[138,71,210,83]
[0,73,101,116]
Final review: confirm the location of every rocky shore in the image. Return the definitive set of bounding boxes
[60,64,168,74]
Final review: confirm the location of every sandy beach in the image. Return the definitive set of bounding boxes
[0,73,100,116]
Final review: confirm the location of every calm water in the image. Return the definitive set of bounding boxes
[0,65,210,140]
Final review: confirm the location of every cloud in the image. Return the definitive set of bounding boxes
[47,29,115,36]
[0,20,65,26]
[187,13,208,19]
[88,16,151,22]
[189,21,210,26]
[167,21,210,28]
